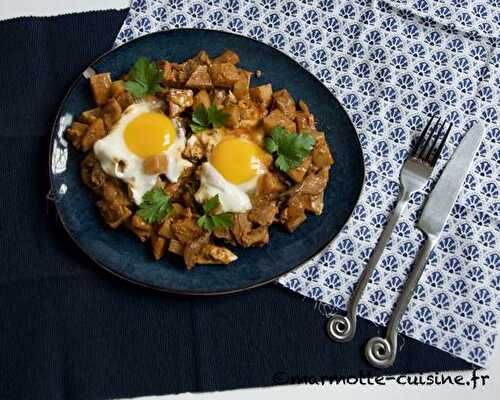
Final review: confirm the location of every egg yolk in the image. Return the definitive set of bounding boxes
[210,137,268,184]
[124,112,176,158]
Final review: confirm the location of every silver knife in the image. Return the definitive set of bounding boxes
[364,122,485,368]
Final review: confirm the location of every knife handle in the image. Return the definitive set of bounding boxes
[327,190,410,343]
[365,233,437,368]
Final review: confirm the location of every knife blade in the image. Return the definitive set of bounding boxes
[418,122,485,237]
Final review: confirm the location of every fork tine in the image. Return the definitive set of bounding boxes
[417,117,441,160]
[423,120,446,163]
[430,122,453,166]
[412,115,435,156]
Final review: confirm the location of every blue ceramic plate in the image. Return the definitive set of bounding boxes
[49,29,364,295]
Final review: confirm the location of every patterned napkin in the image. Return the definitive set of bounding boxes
[115,0,499,367]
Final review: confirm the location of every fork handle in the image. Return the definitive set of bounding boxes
[365,233,437,368]
[327,190,411,343]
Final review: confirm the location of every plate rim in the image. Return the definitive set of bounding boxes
[48,28,366,296]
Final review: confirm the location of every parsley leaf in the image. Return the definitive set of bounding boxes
[202,195,220,214]
[264,126,316,172]
[124,57,162,99]
[190,103,228,133]
[136,187,172,223]
[207,103,228,128]
[190,105,209,133]
[197,195,233,231]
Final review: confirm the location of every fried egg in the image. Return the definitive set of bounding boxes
[195,136,270,213]
[93,100,192,205]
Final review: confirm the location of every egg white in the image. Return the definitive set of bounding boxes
[194,132,269,214]
[195,162,253,214]
[93,101,192,205]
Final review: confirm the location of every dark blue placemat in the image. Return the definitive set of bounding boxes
[0,10,473,400]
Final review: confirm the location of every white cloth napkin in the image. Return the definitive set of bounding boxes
[115,0,500,367]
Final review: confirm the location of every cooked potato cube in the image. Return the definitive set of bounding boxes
[110,80,126,97]
[102,98,122,130]
[262,109,296,133]
[143,154,168,175]
[233,71,251,99]
[209,63,242,88]
[224,104,240,128]
[114,91,133,110]
[311,132,334,167]
[81,118,106,152]
[273,89,296,119]
[152,235,168,260]
[212,50,240,65]
[193,90,211,110]
[79,107,101,124]
[90,73,112,105]
[185,65,213,90]
[287,156,312,183]
[66,121,88,149]
[250,84,273,108]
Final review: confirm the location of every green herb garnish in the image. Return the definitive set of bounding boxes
[137,187,172,223]
[197,195,233,231]
[264,126,316,172]
[190,103,229,133]
[124,57,162,99]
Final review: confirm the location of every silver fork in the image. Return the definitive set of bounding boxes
[327,116,452,343]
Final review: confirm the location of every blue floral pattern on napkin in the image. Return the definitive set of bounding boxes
[115,0,499,367]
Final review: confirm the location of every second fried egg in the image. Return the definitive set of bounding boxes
[195,136,270,213]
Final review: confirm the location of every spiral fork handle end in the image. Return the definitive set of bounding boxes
[365,336,395,368]
[326,314,356,343]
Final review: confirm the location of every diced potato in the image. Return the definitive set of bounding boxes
[224,104,240,128]
[238,99,266,128]
[193,90,211,110]
[129,214,152,242]
[114,91,134,110]
[197,50,211,65]
[81,118,106,152]
[256,172,286,195]
[168,239,185,256]
[262,109,296,133]
[185,65,213,90]
[183,135,205,162]
[311,132,334,167]
[212,50,240,65]
[143,154,168,175]
[79,107,101,124]
[233,71,251,99]
[167,89,194,107]
[158,60,175,84]
[209,63,242,88]
[101,98,122,130]
[295,100,316,131]
[250,84,273,108]
[198,244,238,264]
[287,156,312,183]
[212,89,228,109]
[273,89,296,120]
[296,112,313,132]
[96,199,132,229]
[158,218,173,239]
[89,73,112,105]
[66,121,88,149]
[151,235,168,260]
[166,89,194,117]
[304,193,324,215]
[280,194,307,232]
[110,80,126,97]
